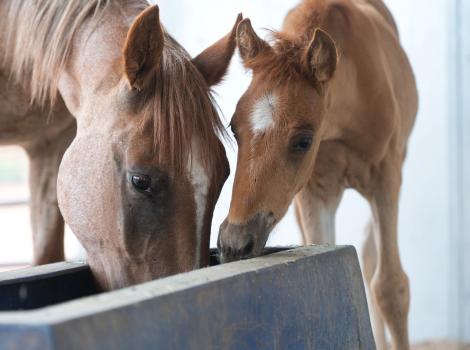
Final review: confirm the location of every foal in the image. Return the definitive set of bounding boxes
[218,1,417,349]
[1,1,240,290]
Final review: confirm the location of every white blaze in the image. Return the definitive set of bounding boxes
[188,140,210,269]
[250,93,278,134]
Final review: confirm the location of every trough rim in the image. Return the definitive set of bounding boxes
[0,245,353,326]
[0,261,88,286]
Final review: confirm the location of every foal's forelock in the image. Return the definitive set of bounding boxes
[242,31,329,95]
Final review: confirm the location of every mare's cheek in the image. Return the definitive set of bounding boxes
[57,135,117,241]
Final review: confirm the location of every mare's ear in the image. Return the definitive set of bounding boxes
[123,5,164,91]
[236,18,271,65]
[302,28,338,83]
[192,14,243,86]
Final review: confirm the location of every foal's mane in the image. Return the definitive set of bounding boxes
[244,0,348,88]
[3,0,226,173]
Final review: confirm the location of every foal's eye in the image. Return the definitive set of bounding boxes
[291,135,313,153]
[131,174,151,192]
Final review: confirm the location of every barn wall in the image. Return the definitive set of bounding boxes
[156,0,466,342]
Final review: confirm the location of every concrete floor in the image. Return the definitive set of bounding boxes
[413,342,470,350]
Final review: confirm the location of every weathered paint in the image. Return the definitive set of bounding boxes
[0,246,375,350]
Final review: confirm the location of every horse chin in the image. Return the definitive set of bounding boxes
[86,254,170,291]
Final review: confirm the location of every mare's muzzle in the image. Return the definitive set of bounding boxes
[217,213,275,263]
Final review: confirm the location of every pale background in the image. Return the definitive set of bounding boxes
[0,0,468,346]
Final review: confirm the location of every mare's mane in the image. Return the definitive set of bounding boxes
[3,0,125,106]
[3,0,226,173]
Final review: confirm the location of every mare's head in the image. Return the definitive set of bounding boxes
[218,19,338,262]
[57,6,240,289]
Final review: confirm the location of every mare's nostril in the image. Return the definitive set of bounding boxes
[240,237,254,257]
[224,246,233,257]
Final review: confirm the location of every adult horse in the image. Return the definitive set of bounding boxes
[218,0,417,349]
[1,0,240,290]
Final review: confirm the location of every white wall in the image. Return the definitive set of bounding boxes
[386,0,451,342]
[157,0,456,342]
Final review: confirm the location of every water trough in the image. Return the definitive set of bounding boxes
[0,245,375,350]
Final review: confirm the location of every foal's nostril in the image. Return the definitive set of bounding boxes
[218,220,258,262]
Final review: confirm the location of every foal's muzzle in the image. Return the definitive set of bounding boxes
[217,213,275,263]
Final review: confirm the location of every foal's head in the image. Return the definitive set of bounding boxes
[218,19,338,262]
[57,6,240,289]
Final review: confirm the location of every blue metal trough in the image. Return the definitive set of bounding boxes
[0,245,375,350]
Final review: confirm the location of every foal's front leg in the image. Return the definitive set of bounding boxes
[369,160,410,350]
[25,120,76,265]
[362,219,387,350]
[294,181,343,245]
[294,147,345,245]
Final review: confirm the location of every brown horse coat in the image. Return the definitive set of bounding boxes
[0,0,240,290]
[218,1,418,349]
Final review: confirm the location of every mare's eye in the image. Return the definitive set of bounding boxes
[131,174,151,192]
[291,135,313,153]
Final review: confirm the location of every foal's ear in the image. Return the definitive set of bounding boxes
[237,18,271,64]
[123,5,164,91]
[192,14,243,87]
[302,29,338,83]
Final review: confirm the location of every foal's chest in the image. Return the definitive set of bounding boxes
[314,140,378,195]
